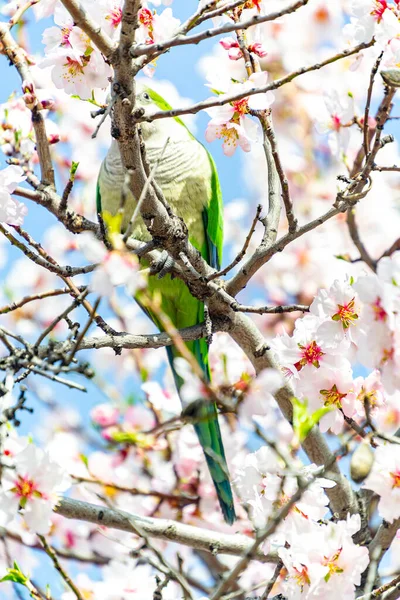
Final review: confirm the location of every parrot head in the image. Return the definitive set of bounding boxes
[133,83,192,144]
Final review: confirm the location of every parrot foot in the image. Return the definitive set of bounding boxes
[150,250,175,279]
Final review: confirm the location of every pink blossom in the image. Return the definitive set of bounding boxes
[91,403,120,428]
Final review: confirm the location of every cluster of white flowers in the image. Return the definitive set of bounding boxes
[36,0,181,95]
[235,445,368,598]
[272,256,400,435]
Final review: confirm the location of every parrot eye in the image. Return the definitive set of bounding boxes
[142,92,150,101]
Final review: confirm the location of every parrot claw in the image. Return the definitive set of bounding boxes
[150,250,175,279]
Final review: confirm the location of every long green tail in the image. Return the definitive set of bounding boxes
[167,340,236,525]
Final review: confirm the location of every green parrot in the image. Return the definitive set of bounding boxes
[96,84,236,525]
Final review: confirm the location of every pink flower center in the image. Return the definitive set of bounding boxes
[295,340,325,371]
[232,98,249,116]
[61,26,72,47]
[139,8,153,26]
[294,565,311,587]
[64,57,85,78]
[331,114,341,131]
[244,0,262,11]
[322,549,344,581]
[14,476,37,499]
[372,297,387,322]
[320,384,346,407]
[332,297,358,329]
[314,6,330,23]
[217,124,239,147]
[357,386,378,407]
[106,7,122,28]
[371,0,389,22]
[381,346,394,365]
[391,470,400,488]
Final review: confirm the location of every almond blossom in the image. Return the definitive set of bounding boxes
[278,514,369,599]
[271,314,351,381]
[91,403,120,428]
[234,446,334,531]
[0,165,27,226]
[78,232,145,297]
[363,443,400,522]
[344,0,400,45]
[315,90,355,156]
[205,72,274,155]
[136,4,180,46]
[0,443,71,534]
[350,369,387,422]
[309,278,361,346]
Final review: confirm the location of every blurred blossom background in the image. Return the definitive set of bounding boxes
[2,0,400,597]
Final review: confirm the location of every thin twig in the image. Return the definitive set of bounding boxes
[260,559,283,600]
[230,302,309,314]
[66,296,101,365]
[257,110,298,233]
[33,289,89,348]
[207,204,262,280]
[0,224,97,277]
[363,51,384,156]
[73,475,198,506]
[123,136,170,242]
[38,534,84,600]
[373,164,400,172]
[358,574,400,599]
[26,366,87,391]
[0,286,87,315]
[9,0,39,27]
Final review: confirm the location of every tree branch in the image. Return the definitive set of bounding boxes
[0,24,55,187]
[132,0,309,59]
[55,497,279,564]
[137,41,375,123]
[59,0,115,58]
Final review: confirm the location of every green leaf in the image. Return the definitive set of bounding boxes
[71,94,104,107]
[1,562,28,585]
[334,254,351,262]
[70,161,79,181]
[209,88,225,96]
[79,453,89,470]
[292,397,333,442]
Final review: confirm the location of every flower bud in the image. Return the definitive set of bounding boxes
[22,93,37,109]
[40,98,56,110]
[350,442,374,483]
[21,80,34,95]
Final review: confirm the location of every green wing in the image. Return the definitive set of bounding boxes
[202,150,223,270]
